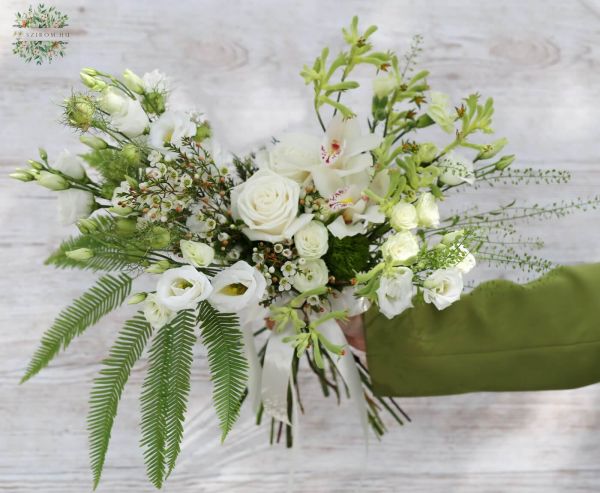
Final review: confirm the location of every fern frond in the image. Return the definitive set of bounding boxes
[197,301,248,442]
[88,313,153,490]
[21,273,132,383]
[140,310,196,489]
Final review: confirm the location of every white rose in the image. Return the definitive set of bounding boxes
[156,265,213,311]
[180,240,215,268]
[415,192,440,228]
[149,111,196,155]
[57,189,95,225]
[382,231,419,265]
[376,267,414,319]
[257,135,314,184]
[53,150,85,180]
[455,246,476,274]
[231,169,313,243]
[111,98,148,137]
[143,293,174,329]
[422,269,463,310]
[437,152,475,186]
[389,202,418,231]
[209,261,266,315]
[291,259,329,293]
[294,221,329,259]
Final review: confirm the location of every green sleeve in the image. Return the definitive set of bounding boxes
[365,263,600,397]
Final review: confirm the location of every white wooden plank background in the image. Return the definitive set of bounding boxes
[1,0,600,491]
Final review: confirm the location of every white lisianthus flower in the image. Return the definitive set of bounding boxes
[156,265,213,311]
[437,152,475,186]
[98,87,128,114]
[291,259,329,293]
[382,231,419,265]
[415,192,440,227]
[426,91,455,134]
[294,221,329,259]
[57,189,95,225]
[149,111,197,157]
[53,150,85,180]
[389,201,418,231]
[143,293,174,329]
[376,267,415,319]
[455,246,476,274]
[111,97,148,137]
[180,240,215,268]
[209,261,267,314]
[257,135,313,184]
[423,269,464,310]
[231,169,313,243]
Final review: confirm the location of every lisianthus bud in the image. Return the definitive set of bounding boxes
[28,159,44,170]
[65,248,94,261]
[476,138,508,161]
[146,259,172,274]
[180,240,215,268]
[76,218,99,234]
[123,69,145,94]
[80,72,107,91]
[81,67,99,76]
[80,135,108,150]
[10,170,35,182]
[38,148,48,161]
[128,292,147,305]
[37,171,69,191]
[494,154,516,170]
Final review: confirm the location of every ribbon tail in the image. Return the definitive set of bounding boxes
[239,323,262,414]
[319,319,369,444]
[261,324,295,424]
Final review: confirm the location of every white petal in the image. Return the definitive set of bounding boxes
[327,216,366,239]
[345,133,381,157]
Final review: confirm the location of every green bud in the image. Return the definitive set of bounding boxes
[65,248,94,261]
[108,205,134,216]
[416,143,438,164]
[36,171,69,191]
[28,159,44,170]
[193,122,212,143]
[81,67,99,76]
[415,114,435,128]
[76,218,99,234]
[123,69,145,94]
[10,170,35,182]
[38,148,48,161]
[142,91,166,115]
[149,226,171,249]
[121,144,140,163]
[80,72,107,91]
[477,138,508,160]
[146,259,171,274]
[115,218,137,236]
[80,135,108,150]
[494,154,516,171]
[127,292,147,305]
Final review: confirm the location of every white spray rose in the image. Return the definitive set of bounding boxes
[437,152,475,186]
[143,293,174,329]
[294,221,329,259]
[291,259,329,293]
[57,189,95,225]
[423,269,463,310]
[209,261,266,315]
[156,265,213,311]
[149,111,196,156]
[376,267,415,319]
[389,202,418,231]
[415,192,440,227]
[180,240,215,268]
[382,231,419,265]
[231,169,313,243]
[53,150,85,180]
[111,97,148,137]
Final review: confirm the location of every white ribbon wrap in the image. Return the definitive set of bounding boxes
[239,322,262,413]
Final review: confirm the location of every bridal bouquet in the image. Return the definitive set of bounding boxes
[12,17,597,489]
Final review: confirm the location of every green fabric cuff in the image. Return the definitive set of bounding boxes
[365,263,600,397]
